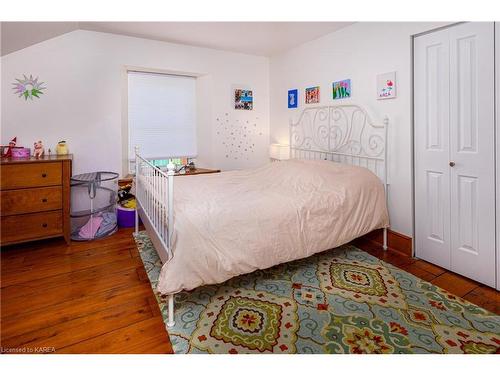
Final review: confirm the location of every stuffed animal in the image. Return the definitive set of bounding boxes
[118,184,134,203]
[2,137,17,158]
[33,140,45,158]
[56,140,69,155]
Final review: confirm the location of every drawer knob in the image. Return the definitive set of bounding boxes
[42,173,47,178]
[42,223,48,228]
[42,198,48,203]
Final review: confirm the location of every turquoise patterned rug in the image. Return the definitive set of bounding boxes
[134,231,500,354]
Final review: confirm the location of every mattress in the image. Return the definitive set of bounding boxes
[156,159,389,294]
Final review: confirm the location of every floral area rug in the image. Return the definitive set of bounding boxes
[134,231,500,354]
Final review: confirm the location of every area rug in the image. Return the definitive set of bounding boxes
[134,231,500,354]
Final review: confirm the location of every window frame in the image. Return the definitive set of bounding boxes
[122,66,201,176]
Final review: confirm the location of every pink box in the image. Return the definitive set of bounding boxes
[11,147,31,158]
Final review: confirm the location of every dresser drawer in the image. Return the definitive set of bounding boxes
[1,211,63,244]
[1,186,63,216]
[0,162,62,190]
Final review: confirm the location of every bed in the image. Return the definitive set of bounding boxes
[134,104,389,327]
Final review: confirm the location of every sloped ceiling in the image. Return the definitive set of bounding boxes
[1,21,354,57]
[1,22,79,56]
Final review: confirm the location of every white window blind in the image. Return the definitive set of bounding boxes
[128,71,197,160]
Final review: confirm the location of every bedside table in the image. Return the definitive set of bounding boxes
[175,167,220,176]
[119,168,221,186]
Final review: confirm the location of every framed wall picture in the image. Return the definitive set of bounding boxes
[305,86,320,104]
[288,89,298,108]
[377,72,396,99]
[332,79,351,100]
[234,89,253,110]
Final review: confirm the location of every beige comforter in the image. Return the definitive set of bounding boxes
[157,159,389,294]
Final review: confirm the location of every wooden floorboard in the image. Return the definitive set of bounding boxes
[1,257,143,302]
[1,299,154,350]
[57,317,171,354]
[1,228,498,354]
[462,286,500,315]
[1,227,173,354]
[1,283,153,338]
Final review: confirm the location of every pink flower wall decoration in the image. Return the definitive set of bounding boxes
[12,74,46,101]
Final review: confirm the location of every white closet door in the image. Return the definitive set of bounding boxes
[414,27,452,269]
[414,22,496,287]
[449,23,495,286]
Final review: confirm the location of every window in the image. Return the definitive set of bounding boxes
[128,71,197,171]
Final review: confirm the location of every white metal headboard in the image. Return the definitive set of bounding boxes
[290,104,389,250]
[289,105,388,185]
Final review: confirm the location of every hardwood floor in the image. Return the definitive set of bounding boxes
[1,228,498,354]
[0,227,173,354]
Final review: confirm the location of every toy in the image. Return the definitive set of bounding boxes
[33,140,45,158]
[118,183,134,203]
[11,148,31,158]
[56,140,69,155]
[1,137,17,158]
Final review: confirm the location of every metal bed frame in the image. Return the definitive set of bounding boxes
[134,104,389,328]
[289,104,389,249]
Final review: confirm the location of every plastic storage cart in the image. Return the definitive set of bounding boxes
[70,171,119,241]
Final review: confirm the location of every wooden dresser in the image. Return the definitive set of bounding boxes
[1,155,72,246]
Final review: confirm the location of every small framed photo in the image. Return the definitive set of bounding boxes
[305,86,320,104]
[288,89,298,108]
[234,89,253,110]
[332,79,351,100]
[377,72,396,99]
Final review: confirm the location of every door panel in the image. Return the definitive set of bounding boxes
[449,22,495,286]
[456,175,478,254]
[456,35,478,153]
[426,171,446,243]
[414,28,451,269]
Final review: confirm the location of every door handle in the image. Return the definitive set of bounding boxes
[449,161,456,167]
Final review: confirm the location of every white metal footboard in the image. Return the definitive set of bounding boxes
[134,146,176,327]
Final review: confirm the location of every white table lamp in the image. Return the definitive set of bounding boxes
[269,143,290,161]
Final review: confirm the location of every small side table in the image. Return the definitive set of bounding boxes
[175,167,221,177]
[118,167,220,186]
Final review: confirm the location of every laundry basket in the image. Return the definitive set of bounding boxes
[70,171,119,241]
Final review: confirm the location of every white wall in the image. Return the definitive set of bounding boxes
[1,30,270,176]
[495,22,500,290]
[270,22,451,236]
